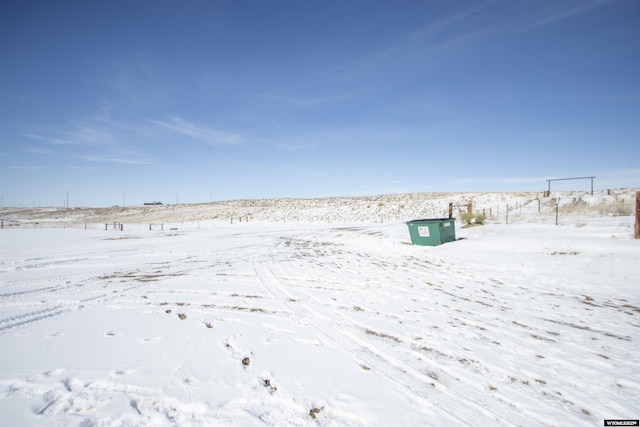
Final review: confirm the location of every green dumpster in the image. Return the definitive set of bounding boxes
[406,218,456,246]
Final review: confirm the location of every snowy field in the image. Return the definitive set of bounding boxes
[0,191,638,426]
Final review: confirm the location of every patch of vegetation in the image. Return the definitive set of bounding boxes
[309,406,324,419]
[263,379,277,393]
[460,212,487,225]
[365,329,401,342]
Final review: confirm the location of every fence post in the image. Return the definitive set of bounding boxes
[105,223,107,230]
[448,203,453,219]
[635,191,639,239]
[467,201,472,217]
[506,204,508,224]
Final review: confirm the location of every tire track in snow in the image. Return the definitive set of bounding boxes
[262,229,617,425]
[254,261,474,425]
[270,258,534,425]
[0,305,73,333]
[0,265,169,334]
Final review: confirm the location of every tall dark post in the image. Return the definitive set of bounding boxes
[635,191,640,239]
[448,203,453,219]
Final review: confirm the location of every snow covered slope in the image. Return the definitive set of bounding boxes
[4,190,629,227]
[0,190,638,425]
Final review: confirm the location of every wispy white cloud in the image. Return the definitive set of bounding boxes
[293,0,613,87]
[2,165,50,171]
[27,147,53,155]
[520,0,615,32]
[20,108,154,166]
[79,154,152,165]
[292,1,500,83]
[22,121,119,147]
[21,133,71,145]
[152,116,241,146]
[62,123,118,146]
[260,92,355,109]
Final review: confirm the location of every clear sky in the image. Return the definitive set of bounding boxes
[1,0,638,207]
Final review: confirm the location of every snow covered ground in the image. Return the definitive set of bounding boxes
[0,191,638,426]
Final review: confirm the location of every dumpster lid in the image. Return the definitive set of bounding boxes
[406,217,455,224]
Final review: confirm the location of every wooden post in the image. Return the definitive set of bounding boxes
[635,191,640,239]
[538,198,541,214]
[149,224,152,231]
[105,223,107,230]
[448,203,453,219]
[506,204,509,224]
[467,201,472,217]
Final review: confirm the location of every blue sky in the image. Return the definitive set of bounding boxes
[1,0,638,207]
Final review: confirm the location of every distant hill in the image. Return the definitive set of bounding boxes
[1,189,637,228]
